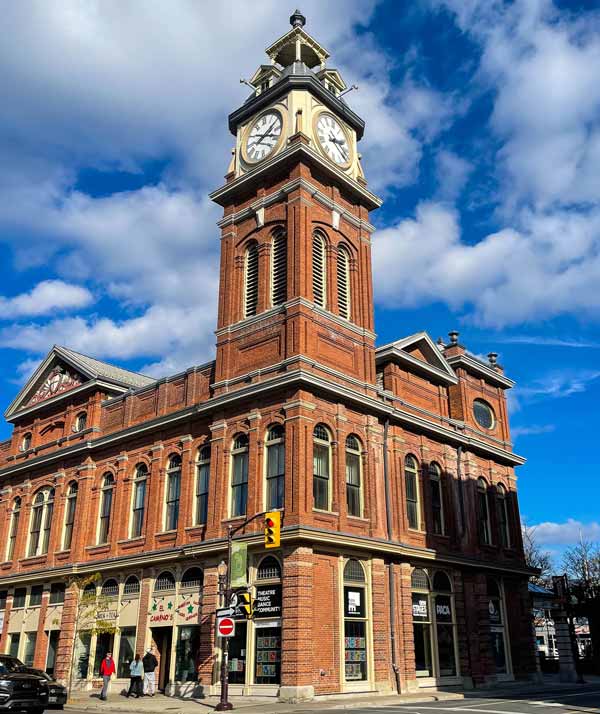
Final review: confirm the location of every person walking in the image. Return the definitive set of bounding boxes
[126,654,144,698]
[99,652,115,701]
[142,647,158,696]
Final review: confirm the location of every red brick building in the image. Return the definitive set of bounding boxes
[0,12,536,701]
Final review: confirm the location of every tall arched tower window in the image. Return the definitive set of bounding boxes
[271,230,287,307]
[244,241,259,318]
[312,232,327,308]
[6,497,21,561]
[337,245,351,320]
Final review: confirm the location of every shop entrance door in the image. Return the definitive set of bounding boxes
[151,628,172,691]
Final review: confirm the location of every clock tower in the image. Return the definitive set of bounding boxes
[210,10,382,397]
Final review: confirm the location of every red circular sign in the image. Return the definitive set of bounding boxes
[218,617,234,636]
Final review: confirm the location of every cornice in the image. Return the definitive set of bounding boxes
[0,524,535,587]
[446,353,515,389]
[216,177,376,234]
[210,141,381,211]
[0,364,524,482]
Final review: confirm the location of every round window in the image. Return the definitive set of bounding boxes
[473,399,495,430]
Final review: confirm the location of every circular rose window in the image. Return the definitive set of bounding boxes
[473,399,495,430]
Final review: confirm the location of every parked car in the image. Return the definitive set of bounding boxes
[22,670,66,710]
[0,655,48,713]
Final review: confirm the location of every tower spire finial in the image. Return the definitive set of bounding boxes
[290,9,306,28]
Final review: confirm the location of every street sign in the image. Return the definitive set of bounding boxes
[217,616,235,638]
[216,607,235,618]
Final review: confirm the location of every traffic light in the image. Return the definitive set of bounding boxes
[264,511,281,548]
[237,591,253,619]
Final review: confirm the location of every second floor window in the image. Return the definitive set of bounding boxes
[477,478,492,545]
[266,425,285,510]
[131,464,148,539]
[313,424,331,511]
[6,497,21,561]
[345,435,362,517]
[231,434,249,517]
[28,487,54,557]
[429,463,444,535]
[405,455,420,530]
[62,481,78,550]
[195,446,210,525]
[98,473,115,545]
[496,484,511,548]
[165,455,182,531]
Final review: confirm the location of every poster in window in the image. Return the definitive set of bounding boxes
[344,587,365,618]
[435,595,452,623]
[412,594,429,621]
[488,598,502,625]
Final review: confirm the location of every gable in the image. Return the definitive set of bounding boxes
[375,332,458,386]
[27,364,85,407]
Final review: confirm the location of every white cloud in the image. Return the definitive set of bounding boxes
[511,424,555,439]
[508,369,600,413]
[435,149,473,202]
[497,336,600,349]
[526,519,600,547]
[0,280,93,318]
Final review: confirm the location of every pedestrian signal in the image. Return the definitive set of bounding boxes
[264,511,281,548]
[237,591,253,620]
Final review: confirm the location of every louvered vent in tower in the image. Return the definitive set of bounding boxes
[337,246,350,320]
[312,233,326,308]
[244,242,259,318]
[271,231,287,306]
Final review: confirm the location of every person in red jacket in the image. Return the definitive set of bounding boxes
[99,652,115,701]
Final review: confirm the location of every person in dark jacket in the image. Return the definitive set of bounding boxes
[126,654,144,698]
[142,648,158,696]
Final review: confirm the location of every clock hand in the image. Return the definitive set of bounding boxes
[253,120,278,145]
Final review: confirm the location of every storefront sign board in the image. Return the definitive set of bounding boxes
[254,585,282,618]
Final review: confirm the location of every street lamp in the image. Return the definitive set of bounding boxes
[216,557,233,711]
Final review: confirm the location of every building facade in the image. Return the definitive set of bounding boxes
[0,12,537,701]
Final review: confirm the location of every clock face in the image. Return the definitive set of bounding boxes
[316,114,351,165]
[246,111,282,163]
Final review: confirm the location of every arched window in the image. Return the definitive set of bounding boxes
[312,232,327,308]
[345,435,362,517]
[131,464,148,539]
[432,571,457,677]
[343,559,368,682]
[337,245,351,320]
[411,569,432,678]
[487,577,509,674]
[271,230,287,306]
[28,487,54,557]
[405,455,420,530]
[477,478,492,545]
[231,434,249,518]
[195,446,210,526]
[154,571,175,592]
[82,582,97,603]
[496,484,510,548]
[265,425,285,510]
[74,412,87,432]
[6,497,21,561]
[123,576,140,596]
[257,555,281,580]
[21,433,32,452]
[98,473,115,545]
[181,567,204,590]
[244,241,259,318]
[429,463,444,535]
[165,455,182,532]
[63,481,78,550]
[313,424,331,511]
[101,579,119,599]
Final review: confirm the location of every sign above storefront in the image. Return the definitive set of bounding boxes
[254,585,282,618]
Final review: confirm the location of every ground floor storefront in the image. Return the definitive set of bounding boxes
[0,545,537,700]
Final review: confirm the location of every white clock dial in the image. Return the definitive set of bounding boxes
[246,112,282,162]
[316,114,351,165]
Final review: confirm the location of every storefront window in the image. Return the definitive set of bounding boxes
[117,627,136,678]
[343,559,368,682]
[76,633,91,679]
[175,626,200,682]
[9,633,20,658]
[487,578,508,674]
[93,632,115,676]
[23,632,37,666]
[46,631,60,676]
[253,556,282,685]
[254,626,281,683]
[412,568,458,679]
[228,621,247,684]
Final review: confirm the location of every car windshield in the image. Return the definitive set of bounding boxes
[0,657,25,674]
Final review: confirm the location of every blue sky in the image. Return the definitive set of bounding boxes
[0,0,599,564]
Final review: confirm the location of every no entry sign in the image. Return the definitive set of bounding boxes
[217,615,235,638]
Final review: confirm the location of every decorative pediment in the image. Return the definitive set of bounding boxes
[375,332,458,386]
[27,365,83,406]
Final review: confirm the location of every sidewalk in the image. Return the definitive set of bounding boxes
[65,675,600,714]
